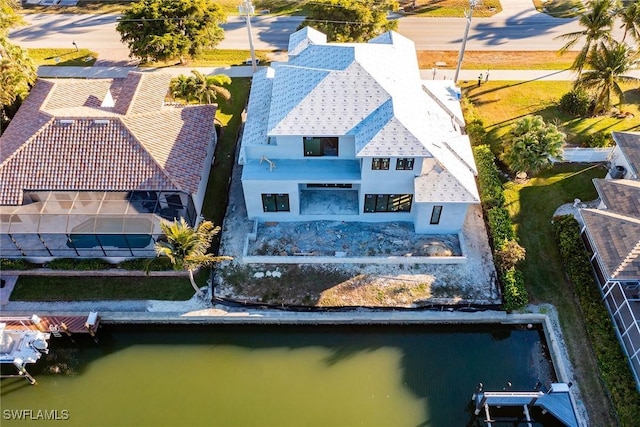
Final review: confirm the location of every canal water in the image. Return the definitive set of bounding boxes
[1,324,554,427]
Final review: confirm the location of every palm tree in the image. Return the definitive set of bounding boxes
[617,1,640,43]
[575,41,639,115]
[169,74,195,102]
[155,218,232,298]
[556,0,615,75]
[189,70,232,104]
[502,115,565,177]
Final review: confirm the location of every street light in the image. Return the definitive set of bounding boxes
[72,41,78,52]
[238,0,257,73]
[453,0,479,82]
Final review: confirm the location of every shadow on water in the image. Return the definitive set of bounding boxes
[2,323,556,427]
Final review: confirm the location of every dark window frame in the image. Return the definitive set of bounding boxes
[430,205,443,224]
[396,158,415,170]
[303,137,339,157]
[262,194,290,212]
[364,194,412,213]
[372,158,390,170]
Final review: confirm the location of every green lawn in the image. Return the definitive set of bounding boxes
[143,49,273,67]
[532,0,585,18]
[462,80,640,148]
[502,163,617,426]
[202,78,252,240]
[10,276,195,301]
[27,48,98,66]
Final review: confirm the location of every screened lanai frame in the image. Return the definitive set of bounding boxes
[0,190,195,258]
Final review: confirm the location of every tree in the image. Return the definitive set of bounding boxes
[617,1,640,43]
[575,40,639,115]
[298,0,399,43]
[155,218,231,298]
[555,0,615,75]
[169,70,231,104]
[0,0,36,135]
[189,70,231,104]
[502,115,565,177]
[116,0,226,65]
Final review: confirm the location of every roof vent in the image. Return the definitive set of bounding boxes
[101,89,115,108]
[93,119,110,125]
[58,119,75,125]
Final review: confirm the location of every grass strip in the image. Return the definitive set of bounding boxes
[10,276,194,301]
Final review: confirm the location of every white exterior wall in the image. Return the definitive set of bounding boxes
[193,133,217,217]
[243,179,301,220]
[244,135,356,160]
[608,146,637,179]
[414,202,468,234]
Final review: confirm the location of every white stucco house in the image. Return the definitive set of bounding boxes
[239,27,479,234]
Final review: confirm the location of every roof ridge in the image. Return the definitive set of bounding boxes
[117,118,184,191]
[0,115,54,170]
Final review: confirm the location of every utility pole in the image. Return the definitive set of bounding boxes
[453,0,479,82]
[239,0,257,73]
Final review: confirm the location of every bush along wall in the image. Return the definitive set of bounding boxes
[473,145,529,311]
[553,215,640,425]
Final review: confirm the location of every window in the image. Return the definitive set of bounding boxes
[306,183,353,188]
[372,158,390,170]
[262,194,290,212]
[396,158,415,170]
[304,137,338,156]
[430,206,443,224]
[364,194,412,213]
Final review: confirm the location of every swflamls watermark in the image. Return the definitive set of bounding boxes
[3,409,69,421]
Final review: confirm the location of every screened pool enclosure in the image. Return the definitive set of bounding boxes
[0,190,197,258]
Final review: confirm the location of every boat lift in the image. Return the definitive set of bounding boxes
[472,382,580,427]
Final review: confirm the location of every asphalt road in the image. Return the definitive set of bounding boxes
[9,12,592,53]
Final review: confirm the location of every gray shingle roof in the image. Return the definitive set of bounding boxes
[582,178,640,281]
[612,131,640,176]
[0,72,216,206]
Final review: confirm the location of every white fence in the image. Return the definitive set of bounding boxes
[551,147,613,163]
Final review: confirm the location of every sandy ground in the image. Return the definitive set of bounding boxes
[215,152,499,306]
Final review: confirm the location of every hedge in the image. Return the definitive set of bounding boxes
[473,145,505,209]
[0,257,172,271]
[473,145,528,311]
[553,215,640,425]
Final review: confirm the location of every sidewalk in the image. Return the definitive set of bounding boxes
[38,65,640,81]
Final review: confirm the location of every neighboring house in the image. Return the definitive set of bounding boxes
[0,72,217,260]
[608,131,640,180]
[239,27,479,235]
[579,132,640,389]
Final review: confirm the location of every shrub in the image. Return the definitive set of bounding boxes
[487,207,516,248]
[0,258,39,270]
[501,267,528,312]
[495,239,526,272]
[466,118,486,145]
[46,258,112,270]
[558,88,593,117]
[473,145,505,210]
[118,257,173,271]
[586,132,613,148]
[553,215,640,425]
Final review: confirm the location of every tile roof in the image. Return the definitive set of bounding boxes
[612,131,640,177]
[0,72,216,206]
[240,27,478,202]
